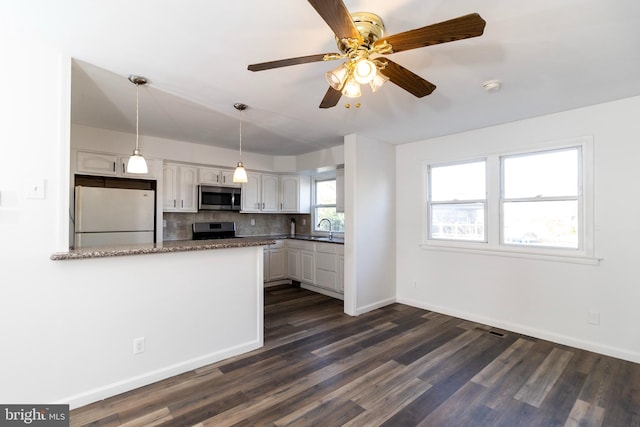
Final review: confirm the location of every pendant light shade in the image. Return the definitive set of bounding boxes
[126,75,148,174]
[232,103,249,183]
[233,161,248,183]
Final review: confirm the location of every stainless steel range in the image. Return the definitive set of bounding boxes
[192,221,238,240]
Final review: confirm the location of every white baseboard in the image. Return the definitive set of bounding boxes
[300,283,344,300]
[397,296,640,364]
[355,297,396,316]
[58,339,262,410]
[264,279,292,288]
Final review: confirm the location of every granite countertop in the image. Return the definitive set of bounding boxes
[246,234,345,245]
[51,234,343,261]
[50,237,276,261]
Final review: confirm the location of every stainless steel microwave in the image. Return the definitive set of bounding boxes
[198,185,241,211]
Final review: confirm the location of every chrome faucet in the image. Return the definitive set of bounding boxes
[317,218,333,239]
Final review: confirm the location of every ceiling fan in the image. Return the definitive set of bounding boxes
[247,0,486,108]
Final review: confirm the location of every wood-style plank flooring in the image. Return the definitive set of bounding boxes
[71,284,640,426]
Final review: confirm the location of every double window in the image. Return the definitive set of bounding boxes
[426,139,591,258]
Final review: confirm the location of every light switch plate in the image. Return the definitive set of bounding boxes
[25,178,45,199]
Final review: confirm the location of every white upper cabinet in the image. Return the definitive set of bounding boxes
[241,172,261,212]
[261,174,279,212]
[163,163,197,212]
[198,167,237,187]
[76,150,154,179]
[242,172,279,213]
[279,175,311,213]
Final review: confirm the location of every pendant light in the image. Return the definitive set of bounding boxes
[232,103,248,183]
[126,75,149,174]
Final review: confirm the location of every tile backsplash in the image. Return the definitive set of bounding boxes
[163,212,312,241]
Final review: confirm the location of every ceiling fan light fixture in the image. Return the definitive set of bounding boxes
[325,63,350,90]
[353,58,377,84]
[369,71,390,92]
[342,77,361,98]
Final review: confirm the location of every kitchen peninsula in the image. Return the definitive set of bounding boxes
[50,236,276,260]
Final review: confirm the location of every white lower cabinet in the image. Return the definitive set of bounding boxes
[315,243,339,292]
[264,240,286,283]
[287,249,301,281]
[301,250,315,284]
[337,246,344,293]
[285,239,343,294]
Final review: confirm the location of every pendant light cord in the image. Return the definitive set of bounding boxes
[238,107,243,161]
[135,83,140,151]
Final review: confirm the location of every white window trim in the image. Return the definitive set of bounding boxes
[311,176,345,236]
[420,136,600,265]
[427,158,488,243]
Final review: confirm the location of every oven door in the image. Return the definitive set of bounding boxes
[198,185,241,211]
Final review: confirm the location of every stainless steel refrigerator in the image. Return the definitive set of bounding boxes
[74,186,155,248]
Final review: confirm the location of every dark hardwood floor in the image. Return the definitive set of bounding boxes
[71,284,640,426]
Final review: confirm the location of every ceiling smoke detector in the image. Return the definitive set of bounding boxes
[483,80,502,93]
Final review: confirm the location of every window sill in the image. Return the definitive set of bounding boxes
[419,243,601,265]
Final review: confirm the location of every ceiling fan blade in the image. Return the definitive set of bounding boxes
[307,0,362,43]
[378,59,436,98]
[374,13,486,53]
[248,53,333,72]
[319,87,342,109]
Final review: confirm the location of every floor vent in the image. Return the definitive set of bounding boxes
[475,327,507,338]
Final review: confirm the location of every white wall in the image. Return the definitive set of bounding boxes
[344,135,396,315]
[1,31,264,409]
[396,95,640,363]
[72,124,277,173]
[72,124,345,176]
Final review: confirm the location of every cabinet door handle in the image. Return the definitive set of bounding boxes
[122,162,125,174]
[173,200,176,208]
[223,176,226,183]
[217,175,219,183]
[113,162,116,172]
[181,200,184,208]
[262,202,265,209]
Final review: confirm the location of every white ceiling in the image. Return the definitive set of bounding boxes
[5,0,640,156]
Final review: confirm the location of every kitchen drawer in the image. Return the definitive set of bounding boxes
[287,239,314,250]
[315,242,337,254]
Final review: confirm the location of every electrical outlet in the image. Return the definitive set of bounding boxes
[587,311,600,326]
[133,337,145,355]
[25,178,45,199]
[251,218,255,226]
